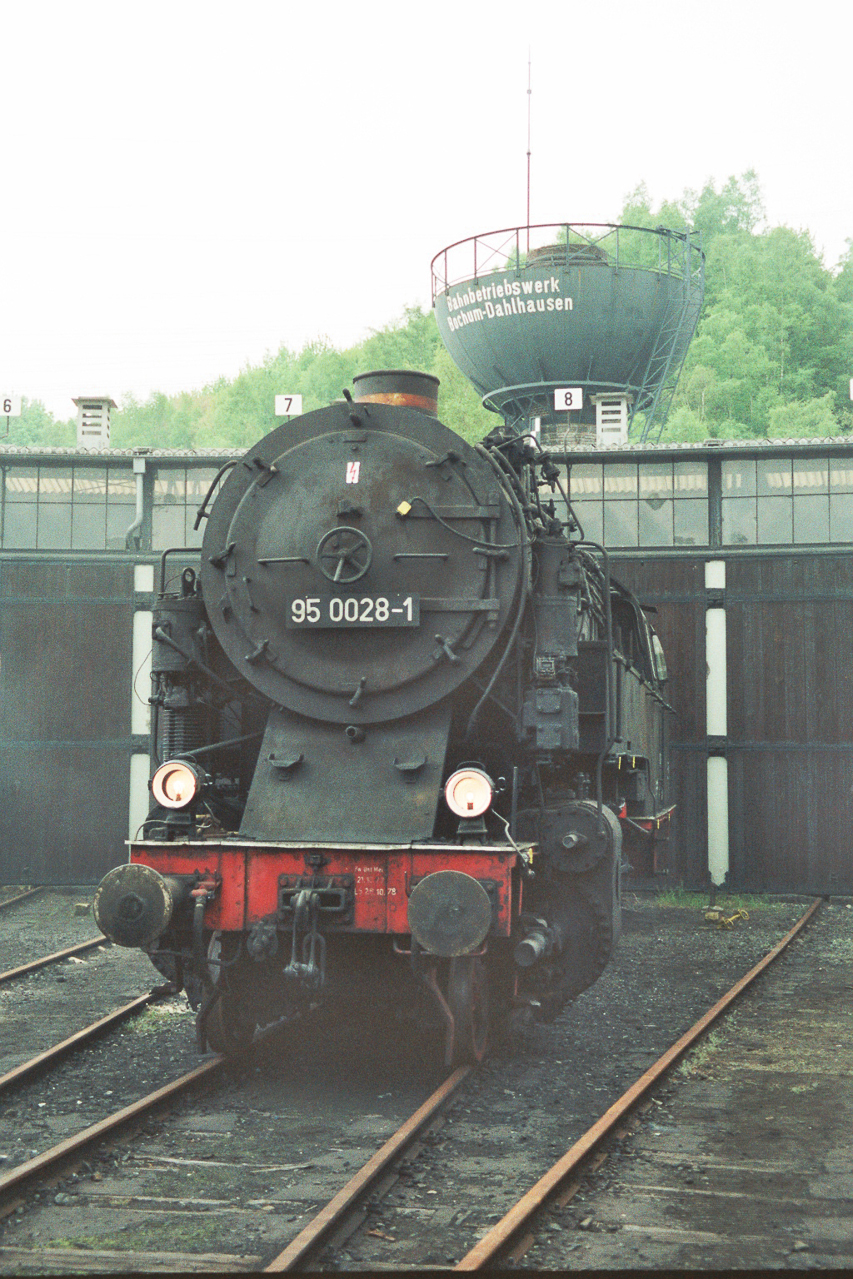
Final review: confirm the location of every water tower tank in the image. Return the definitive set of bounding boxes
[431,223,704,443]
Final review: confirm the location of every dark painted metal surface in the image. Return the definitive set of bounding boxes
[614,553,853,893]
[241,702,453,843]
[431,223,703,436]
[725,555,853,893]
[610,556,707,887]
[0,558,136,883]
[199,400,523,725]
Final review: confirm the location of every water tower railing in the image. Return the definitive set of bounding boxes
[431,222,703,302]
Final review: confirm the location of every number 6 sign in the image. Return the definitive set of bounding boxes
[1,396,21,417]
[554,388,583,411]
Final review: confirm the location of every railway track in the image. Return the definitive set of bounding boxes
[0,889,44,913]
[260,900,827,1271]
[1,895,842,1273]
[0,991,170,1094]
[0,938,109,987]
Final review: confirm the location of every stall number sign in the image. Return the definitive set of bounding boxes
[274,394,303,417]
[2,396,21,417]
[554,388,583,411]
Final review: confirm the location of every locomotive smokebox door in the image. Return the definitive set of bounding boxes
[407,870,493,956]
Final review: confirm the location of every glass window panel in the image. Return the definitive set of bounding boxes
[674,498,709,546]
[71,504,107,550]
[570,500,603,544]
[757,458,792,495]
[829,464,853,494]
[674,460,708,495]
[830,493,853,541]
[73,467,107,503]
[38,467,73,502]
[106,502,136,550]
[5,467,39,500]
[793,495,829,544]
[108,468,136,500]
[603,463,638,497]
[36,503,72,548]
[792,460,828,494]
[639,498,673,546]
[604,500,639,547]
[757,495,793,543]
[186,468,223,501]
[185,514,205,548]
[152,505,187,550]
[2,503,38,547]
[638,464,673,500]
[722,497,757,545]
[154,469,186,505]
[722,459,756,496]
[569,463,602,499]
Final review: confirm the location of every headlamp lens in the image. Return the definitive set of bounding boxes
[151,760,201,809]
[444,767,494,818]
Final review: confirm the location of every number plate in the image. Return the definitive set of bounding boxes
[287,593,420,628]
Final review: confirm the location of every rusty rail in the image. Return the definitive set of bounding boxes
[455,898,823,1269]
[264,1066,471,1271]
[0,887,44,912]
[0,992,161,1094]
[0,937,108,986]
[0,1058,223,1207]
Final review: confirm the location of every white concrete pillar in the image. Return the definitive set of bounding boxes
[129,563,154,842]
[705,560,729,887]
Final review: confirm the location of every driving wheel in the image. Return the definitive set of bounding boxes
[447,954,489,1065]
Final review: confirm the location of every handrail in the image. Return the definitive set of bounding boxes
[431,221,704,302]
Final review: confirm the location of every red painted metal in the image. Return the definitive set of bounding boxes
[130,842,521,936]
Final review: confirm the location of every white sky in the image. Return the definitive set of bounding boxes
[2,0,850,420]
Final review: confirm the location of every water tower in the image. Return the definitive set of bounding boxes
[431,223,704,444]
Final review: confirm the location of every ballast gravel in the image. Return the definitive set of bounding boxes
[0,888,840,1273]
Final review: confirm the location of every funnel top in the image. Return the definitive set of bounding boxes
[352,369,440,417]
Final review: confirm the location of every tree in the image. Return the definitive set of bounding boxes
[622,175,850,439]
[0,398,74,447]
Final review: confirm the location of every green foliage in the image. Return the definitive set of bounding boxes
[427,342,496,443]
[1,397,75,447]
[6,181,851,448]
[624,174,852,440]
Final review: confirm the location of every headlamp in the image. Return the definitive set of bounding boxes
[444,767,494,818]
[151,760,202,809]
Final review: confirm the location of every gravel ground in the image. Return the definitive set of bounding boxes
[0,888,835,1273]
[325,892,819,1269]
[0,890,158,1078]
[525,897,853,1271]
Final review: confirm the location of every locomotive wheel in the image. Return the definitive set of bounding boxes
[447,955,489,1065]
[204,932,256,1057]
[204,992,255,1057]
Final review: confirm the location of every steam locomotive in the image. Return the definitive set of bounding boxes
[95,370,673,1065]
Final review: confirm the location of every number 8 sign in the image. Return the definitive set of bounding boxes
[554,388,583,411]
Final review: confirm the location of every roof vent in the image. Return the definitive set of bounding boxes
[73,396,117,449]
